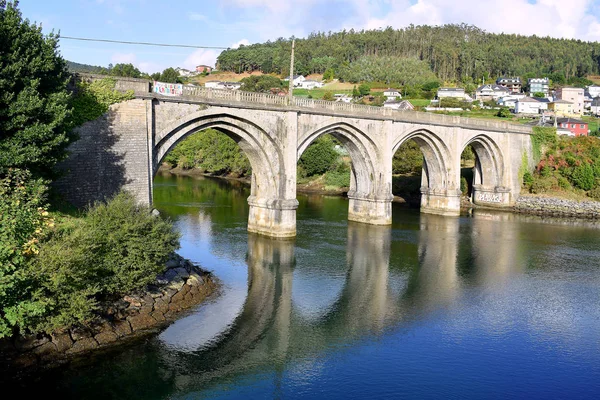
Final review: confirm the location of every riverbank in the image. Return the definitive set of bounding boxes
[0,253,217,373]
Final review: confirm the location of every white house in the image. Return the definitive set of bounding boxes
[383,99,414,111]
[175,67,195,77]
[498,94,527,109]
[335,94,352,103]
[204,81,221,89]
[383,88,402,100]
[283,74,306,87]
[476,84,510,101]
[299,80,324,89]
[515,97,547,114]
[591,97,600,116]
[586,85,600,99]
[218,81,242,90]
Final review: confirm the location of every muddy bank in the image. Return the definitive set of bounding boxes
[0,254,217,373]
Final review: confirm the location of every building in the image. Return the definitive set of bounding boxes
[476,84,511,101]
[175,67,194,77]
[204,80,221,89]
[496,77,522,93]
[591,97,600,116]
[383,88,402,100]
[334,94,352,103]
[195,65,213,73]
[383,99,414,111]
[437,87,466,99]
[515,97,547,114]
[498,94,526,109]
[283,75,306,87]
[557,118,589,136]
[548,99,575,117]
[555,87,584,115]
[528,78,549,96]
[586,85,600,99]
[299,80,324,89]
[204,81,241,90]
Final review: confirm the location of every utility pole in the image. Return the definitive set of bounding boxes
[288,39,295,104]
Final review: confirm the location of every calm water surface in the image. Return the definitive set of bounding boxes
[17,173,600,399]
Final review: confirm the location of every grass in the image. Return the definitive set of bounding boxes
[407,99,431,107]
[582,115,600,134]
[293,88,352,99]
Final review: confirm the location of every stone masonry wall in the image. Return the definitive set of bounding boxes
[515,195,600,218]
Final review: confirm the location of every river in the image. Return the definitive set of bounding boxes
[15,173,600,399]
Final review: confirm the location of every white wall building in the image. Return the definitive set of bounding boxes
[515,97,547,114]
[299,80,324,89]
[284,75,306,87]
[383,88,402,100]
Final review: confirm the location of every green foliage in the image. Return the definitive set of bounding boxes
[299,136,338,176]
[460,176,468,195]
[533,92,545,98]
[440,97,471,109]
[324,162,351,188]
[571,163,595,190]
[523,171,534,186]
[0,169,51,338]
[29,192,180,334]
[531,126,558,164]
[69,78,134,127]
[358,83,371,96]
[341,56,437,86]
[461,145,475,162]
[240,75,284,93]
[393,140,423,174]
[323,68,335,81]
[322,91,334,101]
[159,67,181,83]
[0,1,74,178]
[352,85,360,98]
[109,63,141,78]
[497,107,512,118]
[165,129,251,177]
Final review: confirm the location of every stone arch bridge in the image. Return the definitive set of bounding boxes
[59,76,533,237]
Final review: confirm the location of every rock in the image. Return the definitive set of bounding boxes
[187,272,205,286]
[66,338,98,354]
[127,314,156,331]
[52,333,74,353]
[70,327,93,341]
[173,267,190,279]
[150,311,166,322]
[94,331,119,345]
[123,295,142,308]
[16,334,49,350]
[151,209,160,217]
[32,342,58,357]
[166,278,185,291]
[113,321,132,337]
[165,259,180,269]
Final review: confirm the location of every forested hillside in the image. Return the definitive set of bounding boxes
[216,24,600,83]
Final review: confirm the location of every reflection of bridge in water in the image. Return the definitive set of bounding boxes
[156,211,521,393]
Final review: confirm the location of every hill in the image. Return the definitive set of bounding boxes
[66,60,107,74]
[216,24,600,84]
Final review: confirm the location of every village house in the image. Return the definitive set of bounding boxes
[204,80,221,89]
[283,75,306,87]
[334,94,352,103]
[383,88,402,100]
[299,80,324,89]
[203,81,241,90]
[557,118,589,136]
[498,94,526,109]
[475,84,510,101]
[195,65,213,73]
[591,97,600,116]
[383,99,414,111]
[548,99,575,117]
[175,67,195,77]
[555,87,584,115]
[496,77,522,93]
[528,78,549,96]
[437,87,472,100]
[515,97,548,114]
[586,85,600,99]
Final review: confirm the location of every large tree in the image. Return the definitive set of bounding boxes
[0,0,74,178]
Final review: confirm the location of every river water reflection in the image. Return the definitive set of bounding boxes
[19,173,600,398]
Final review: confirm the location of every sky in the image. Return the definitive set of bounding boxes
[18,0,600,74]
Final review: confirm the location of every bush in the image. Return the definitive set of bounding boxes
[571,163,595,190]
[530,176,555,193]
[523,171,534,187]
[299,136,338,176]
[0,169,52,338]
[324,162,351,188]
[27,193,180,334]
[393,140,423,174]
[460,176,468,195]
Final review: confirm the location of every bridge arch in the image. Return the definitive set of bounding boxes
[459,135,505,188]
[154,108,296,237]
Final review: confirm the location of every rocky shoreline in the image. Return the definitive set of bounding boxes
[514,195,600,218]
[0,254,217,372]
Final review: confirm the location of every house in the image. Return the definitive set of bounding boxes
[283,74,306,87]
[496,77,522,93]
[299,80,324,89]
[334,94,352,103]
[175,67,194,77]
[204,80,221,89]
[476,84,510,101]
[383,88,402,100]
[219,81,241,90]
[555,87,584,115]
[437,87,465,99]
[498,94,526,109]
[591,97,600,116]
[557,118,589,136]
[586,85,600,99]
[548,99,575,117]
[195,65,213,73]
[383,99,414,111]
[514,97,547,114]
[528,78,549,96]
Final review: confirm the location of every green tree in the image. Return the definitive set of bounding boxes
[358,83,371,96]
[159,67,180,83]
[322,91,334,101]
[323,67,335,81]
[110,63,142,78]
[497,107,512,118]
[533,92,545,98]
[240,75,284,92]
[298,136,338,176]
[352,85,360,98]
[392,140,423,174]
[0,0,74,178]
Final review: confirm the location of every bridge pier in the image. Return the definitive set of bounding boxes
[420,187,461,216]
[347,193,393,225]
[472,185,512,207]
[247,197,299,238]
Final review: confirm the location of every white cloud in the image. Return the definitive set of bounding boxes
[188,12,207,21]
[231,39,250,49]
[111,52,136,64]
[183,49,219,70]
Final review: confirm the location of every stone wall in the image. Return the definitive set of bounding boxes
[515,195,600,218]
[0,254,217,371]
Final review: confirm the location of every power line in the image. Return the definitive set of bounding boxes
[60,36,229,50]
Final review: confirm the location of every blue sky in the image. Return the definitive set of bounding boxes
[18,0,600,74]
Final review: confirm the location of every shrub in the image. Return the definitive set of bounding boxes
[557,176,571,190]
[0,169,53,338]
[460,176,468,195]
[324,162,351,188]
[530,176,555,194]
[28,192,180,333]
[571,163,595,190]
[523,171,534,187]
[393,140,423,174]
[299,136,338,176]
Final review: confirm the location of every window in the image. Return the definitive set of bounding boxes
[572,124,576,128]
[580,124,585,129]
